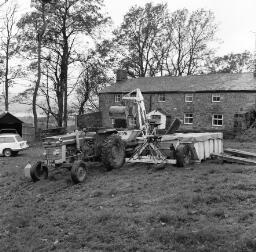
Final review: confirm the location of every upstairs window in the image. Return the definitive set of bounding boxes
[185,94,193,103]
[114,94,121,103]
[158,93,166,102]
[212,94,221,102]
[184,113,193,124]
[212,114,223,126]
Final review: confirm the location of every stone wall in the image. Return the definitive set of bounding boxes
[99,92,256,132]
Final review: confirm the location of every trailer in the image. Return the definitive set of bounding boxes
[126,132,223,166]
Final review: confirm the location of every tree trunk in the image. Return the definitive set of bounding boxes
[78,92,89,115]
[56,87,63,127]
[33,35,41,137]
[4,39,9,112]
[60,37,69,129]
[33,2,46,137]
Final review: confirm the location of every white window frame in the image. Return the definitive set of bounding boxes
[158,93,166,102]
[114,94,121,103]
[185,94,193,103]
[184,113,193,125]
[212,94,221,103]
[212,114,223,126]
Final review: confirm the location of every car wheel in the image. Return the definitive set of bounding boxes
[3,148,12,157]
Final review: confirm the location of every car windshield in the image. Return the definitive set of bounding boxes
[15,135,23,142]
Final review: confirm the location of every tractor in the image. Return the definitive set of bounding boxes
[25,128,126,183]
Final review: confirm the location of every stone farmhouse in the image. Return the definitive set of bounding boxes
[99,71,256,132]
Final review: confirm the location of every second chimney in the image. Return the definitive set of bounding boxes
[116,69,127,82]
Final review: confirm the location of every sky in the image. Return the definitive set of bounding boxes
[104,0,256,55]
[16,0,256,55]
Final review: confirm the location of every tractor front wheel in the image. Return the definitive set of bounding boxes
[101,134,125,171]
[30,161,49,182]
[71,161,87,184]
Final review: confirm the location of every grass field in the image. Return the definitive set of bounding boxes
[1,140,256,251]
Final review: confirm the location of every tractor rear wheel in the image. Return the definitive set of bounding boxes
[101,134,125,171]
[71,161,87,184]
[175,144,192,167]
[30,161,49,182]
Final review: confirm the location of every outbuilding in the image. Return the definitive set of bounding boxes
[147,109,168,130]
[0,112,23,136]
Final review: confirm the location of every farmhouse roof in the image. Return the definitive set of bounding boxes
[100,72,256,94]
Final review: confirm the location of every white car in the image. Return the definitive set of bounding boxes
[0,134,29,157]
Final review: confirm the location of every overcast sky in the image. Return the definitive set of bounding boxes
[17,0,256,55]
[104,0,256,55]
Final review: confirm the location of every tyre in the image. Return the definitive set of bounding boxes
[71,161,87,184]
[175,144,192,167]
[101,134,125,171]
[3,148,12,157]
[30,161,49,182]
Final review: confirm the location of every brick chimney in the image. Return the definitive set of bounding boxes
[116,69,127,82]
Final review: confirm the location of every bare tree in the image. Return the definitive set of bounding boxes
[0,0,8,8]
[18,0,109,129]
[166,9,217,76]
[74,50,113,115]
[0,1,18,111]
[114,5,217,78]
[114,3,169,77]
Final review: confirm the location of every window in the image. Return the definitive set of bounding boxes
[114,119,127,128]
[151,115,161,121]
[184,113,193,124]
[158,93,165,102]
[212,114,223,126]
[151,115,161,125]
[114,94,121,103]
[0,137,15,143]
[212,94,221,102]
[185,94,193,103]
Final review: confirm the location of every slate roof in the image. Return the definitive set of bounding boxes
[100,72,256,94]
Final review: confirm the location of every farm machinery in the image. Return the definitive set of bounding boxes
[25,89,223,183]
[25,128,126,183]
